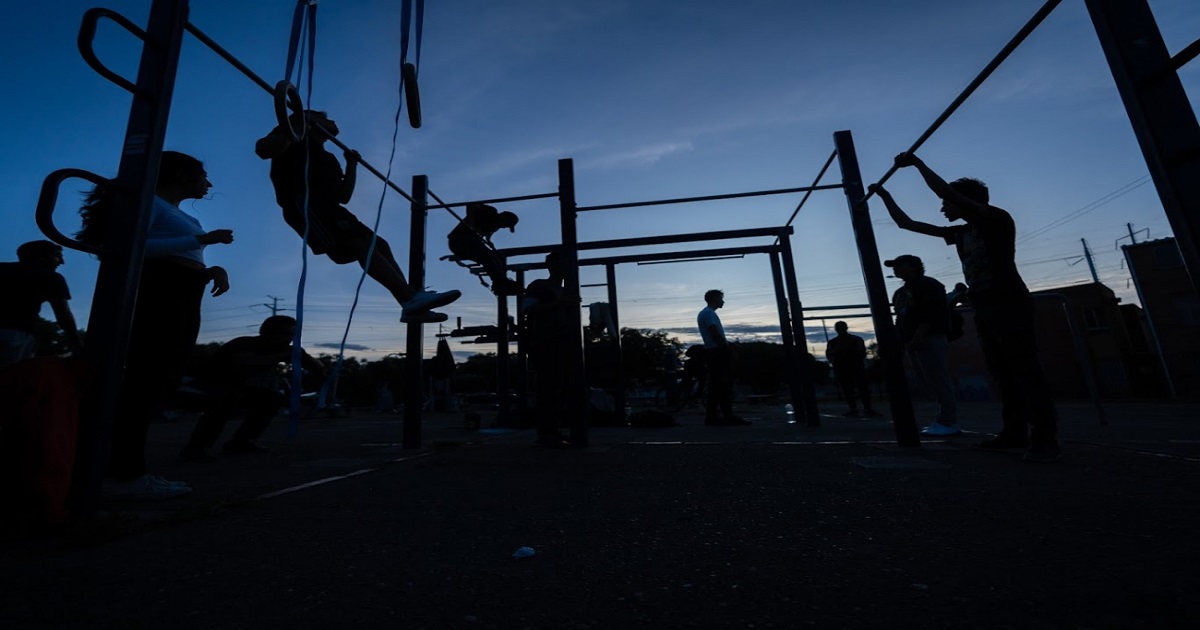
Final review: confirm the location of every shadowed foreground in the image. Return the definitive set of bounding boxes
[2,400,1198,628]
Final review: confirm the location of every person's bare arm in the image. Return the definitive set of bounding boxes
[706,324,728,349]
[894,153,988,222]
[868,183,950,238]
[48,298,83,353]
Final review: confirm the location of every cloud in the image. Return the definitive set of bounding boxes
[314,342,374,352]
[583,141,695,170]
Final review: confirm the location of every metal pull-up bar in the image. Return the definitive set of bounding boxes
[77,7,422,205]
[862,0,1064,198]
[577,183,845,213]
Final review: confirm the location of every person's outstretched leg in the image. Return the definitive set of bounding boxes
[350,235,460,319]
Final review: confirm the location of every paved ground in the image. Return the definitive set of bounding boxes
[2,398,1199,628]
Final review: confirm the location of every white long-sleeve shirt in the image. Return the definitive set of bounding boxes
[145,196,207,264]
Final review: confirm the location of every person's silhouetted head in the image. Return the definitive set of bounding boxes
[497,211,519,232]
[941,177,988,221]
[834,321,848,335]
[885,254,925,281]
[77,151,208,249]
[704,289,724,308]
[544,250,564,280]
[16,240,64,269]
[259,315,297,347]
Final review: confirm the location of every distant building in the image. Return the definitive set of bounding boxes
[945,281,1163,400]
[1122,237,1200,395]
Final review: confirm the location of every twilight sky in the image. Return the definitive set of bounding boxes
[2,0,1197,360]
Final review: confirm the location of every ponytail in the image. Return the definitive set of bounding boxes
[74,150,205,250]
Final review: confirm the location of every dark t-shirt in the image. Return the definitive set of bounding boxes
[0,262,70,332]
[197,335,319,388]
[522,277,570,360]
[825,333,866,369]
[269,138,347,212]
[891,275,948,343]
[943,205,1027,295]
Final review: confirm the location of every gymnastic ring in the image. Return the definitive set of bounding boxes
[402,63,422,129]
[273,80,306,142]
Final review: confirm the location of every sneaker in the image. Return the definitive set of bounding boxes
[402,289,461,314]
[861,410,883,418]
[179,446,218,462]
[1023,442,1062,463]
[921,423,963,437]
[223,440,271,455]
[401,309,449,323]
[103,475,193,501]
[973,434,1029,451]
[841,409,860,418]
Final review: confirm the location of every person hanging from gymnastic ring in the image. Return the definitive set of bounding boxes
[447,203,521,296]
[254,109,460,323]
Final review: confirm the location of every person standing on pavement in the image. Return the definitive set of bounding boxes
[824,321,881,418]
[697,290,748,426]
[521,251,573,447]
[870,152,1059,463]
[886,254,960,436]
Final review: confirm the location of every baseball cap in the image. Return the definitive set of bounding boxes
[883,254,922,268]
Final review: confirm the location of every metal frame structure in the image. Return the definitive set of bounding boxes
[29,0,1195,515]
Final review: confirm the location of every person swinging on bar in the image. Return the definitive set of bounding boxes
[447,202,521,296]
[255,109,459,323]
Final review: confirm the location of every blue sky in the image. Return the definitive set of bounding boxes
[3,0,1198,360]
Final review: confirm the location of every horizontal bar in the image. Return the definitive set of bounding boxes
[576,184,845,212]
[803,313,873,321]
[424,191,560,210]
[863,0,1064,200]
[637,255,745,266]
[496,226,792,258]
[1170,38,1200,72]
[185,21,417,205]
[802,304,872,311]
[510,245,776,271]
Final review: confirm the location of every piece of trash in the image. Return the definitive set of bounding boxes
[512,546,536,559]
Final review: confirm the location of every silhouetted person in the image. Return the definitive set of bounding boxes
[78,151,234,499]
[824,321,879,418]
[447,203,520,295]
[871,152,1058,463]
[887,254,959,436]
[697,290,748,426]
[255,110,459,323]
[0,241,82,370]
[179,315,323,460]
[521,251,572,447]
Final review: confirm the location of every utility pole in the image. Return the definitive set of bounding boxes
[1081,238,1101,284]
[263,295,288,316]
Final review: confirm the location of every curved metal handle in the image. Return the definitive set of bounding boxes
[273,80,306,141]
[36,168,110,256]
[402,63,421,129]
[77,7,151,96]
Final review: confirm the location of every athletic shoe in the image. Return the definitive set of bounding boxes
[1023,442,1062,463]
[973,434,1029,451]
[920,423,963,437]
[103,475,193,501]
[402,289,461,314]
[401,310,449,323]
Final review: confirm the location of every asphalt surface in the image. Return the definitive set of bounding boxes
[2,398,1199,629]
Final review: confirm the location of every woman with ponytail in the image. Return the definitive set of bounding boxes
[79,151,235,500]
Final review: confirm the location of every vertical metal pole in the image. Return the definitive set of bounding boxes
[515,269,530,418]
[769,251,806,422]
[834,130,919,446]
[558,159,589,446]
[1121,244,1176,397]
[495,277,511,425]
[606,263,626,418]
[72,0,190,517]
[1082,238,1101,284]
[1085,0,1200,295]
[777,234,819,425]
[403,175,429,449]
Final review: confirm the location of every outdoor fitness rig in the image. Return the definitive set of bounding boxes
[26,0,1200,515]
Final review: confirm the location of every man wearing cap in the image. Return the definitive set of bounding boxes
[886,254,960,436]
[869,153,1059,463]
[448,203,521,296]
